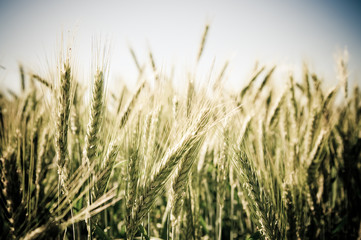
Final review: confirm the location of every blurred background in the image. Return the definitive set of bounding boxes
[0,0,361,92]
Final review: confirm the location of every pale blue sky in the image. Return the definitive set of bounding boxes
[0,0,360,91]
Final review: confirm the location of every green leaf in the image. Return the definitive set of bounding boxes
[332,217,347,235]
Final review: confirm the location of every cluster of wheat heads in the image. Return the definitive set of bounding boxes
[1,27,361,239]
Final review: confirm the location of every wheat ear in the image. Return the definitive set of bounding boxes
[56,62,72,192]
[1,148,22,239]
[232,151,281,240]
[127,109,209,240]
[84,70,104,164]
[197,24,209,63]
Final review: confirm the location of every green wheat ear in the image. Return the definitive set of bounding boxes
[127,109,210,240]
[84,70,104,165]
[232,150,282,240]
[56,62,72,189]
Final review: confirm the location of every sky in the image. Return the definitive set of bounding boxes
[0,0,361,92]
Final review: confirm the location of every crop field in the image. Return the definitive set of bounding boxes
[0,26,360,240]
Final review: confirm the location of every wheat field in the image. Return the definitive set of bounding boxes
[0,26,360,240]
